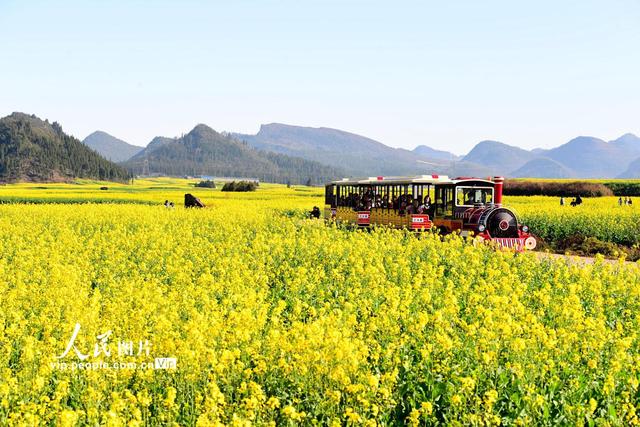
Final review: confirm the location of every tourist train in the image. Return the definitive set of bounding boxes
[324,175,536,251]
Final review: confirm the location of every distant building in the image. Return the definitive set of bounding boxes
[210,176,260,183]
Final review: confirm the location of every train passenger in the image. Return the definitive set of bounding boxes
[406,202,415,214]
[399,197,407,214]
[417,198,427,213]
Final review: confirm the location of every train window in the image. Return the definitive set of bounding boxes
[455,187,494,207]
[325,184,336,207]
[436,186,454,217]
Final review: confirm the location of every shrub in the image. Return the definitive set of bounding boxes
[503,180,613,197]
[194,180,216,188]
[602,181,640,196]
[221,181,258,192]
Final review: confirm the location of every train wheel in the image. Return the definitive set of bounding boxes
[524,236,537,250]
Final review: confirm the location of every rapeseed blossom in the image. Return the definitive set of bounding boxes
[0,181,639,424]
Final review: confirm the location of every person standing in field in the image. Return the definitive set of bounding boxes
[560,197,565,206]
[619,197,623,206]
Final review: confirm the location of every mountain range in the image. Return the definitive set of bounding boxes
[234,124,494,177]
[84,123,640,179]
[234,125,640,179]
[122,124,342,185]
[3,111,639,184]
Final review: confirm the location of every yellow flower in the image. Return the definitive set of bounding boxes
[421,401,433,416]
[484,390,498,408]
[407,409,420,426]
[1,182,640,424]
[266,396,280,410]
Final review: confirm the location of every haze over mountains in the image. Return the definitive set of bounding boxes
[85,122,640,180]
[83,131,143,162]
[2,112,639,183]
[122,124,342,185]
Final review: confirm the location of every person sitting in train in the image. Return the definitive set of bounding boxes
[406,202,414,214]
[410,199,419,214]
[363,195,372,210]
[404,196,415,214]
[464,190,474,205]
[399,198,407,214]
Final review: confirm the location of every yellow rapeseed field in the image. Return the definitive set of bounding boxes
[1,180,640,425]
[507,196,640,247]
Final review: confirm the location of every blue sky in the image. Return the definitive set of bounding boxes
[1,0,639,154]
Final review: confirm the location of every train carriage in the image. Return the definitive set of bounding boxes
[324,175,536,251]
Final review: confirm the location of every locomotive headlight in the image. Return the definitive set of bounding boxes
[478,224,486,232]
[522,225,529,233]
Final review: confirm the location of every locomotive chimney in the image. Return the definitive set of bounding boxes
[493,176,504,205]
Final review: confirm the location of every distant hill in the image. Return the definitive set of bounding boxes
[0,113,131,183]
[124,124,344,185]
[462,140,536,175]
[531,148,549,155]
[544,136,638,178]
[511,157,576,178]
[459,134,640,178]
[413,145,458,161]
[5,114,637,181]
[618,156,640,178]
[145,136,175,152]
[235,123,462,177]
[83,131,142,162]
[609,133,640,154]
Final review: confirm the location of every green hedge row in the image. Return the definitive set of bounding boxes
[503,181,613,197]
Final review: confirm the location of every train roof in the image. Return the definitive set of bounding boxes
[329,175,497,185]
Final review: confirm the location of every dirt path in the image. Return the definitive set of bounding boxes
[535,251,636,266]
